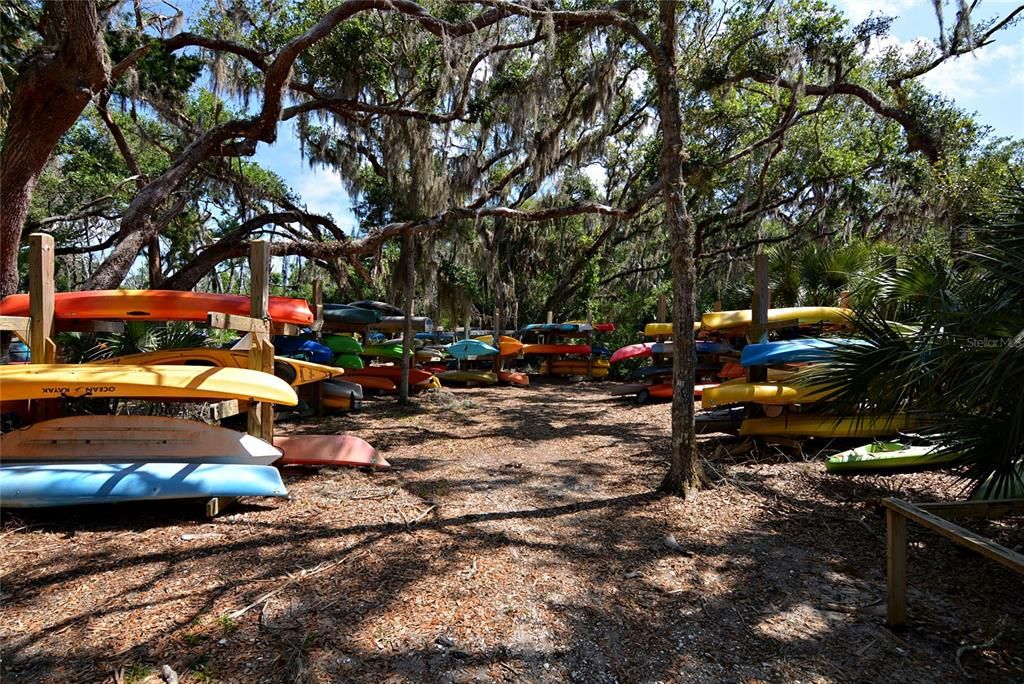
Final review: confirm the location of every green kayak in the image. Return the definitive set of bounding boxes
[361,343,403,359]
[826,442,956,473]
[324,334,363,354]
[333,353,364,369]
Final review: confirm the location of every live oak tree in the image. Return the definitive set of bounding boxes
[2,0,1019,496]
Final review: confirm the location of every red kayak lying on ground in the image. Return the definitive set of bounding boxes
[0,290,314,325]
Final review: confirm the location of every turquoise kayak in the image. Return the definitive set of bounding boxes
[448,339,498,359]
[0,462,288,508]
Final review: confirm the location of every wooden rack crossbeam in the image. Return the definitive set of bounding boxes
[0,316,31,344]
[207,312,270,335]
[882,497,1024,628]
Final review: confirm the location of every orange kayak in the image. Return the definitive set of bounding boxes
[498,370,529,386]
[341,375,397,391]
[275,434,387,469]
[475,335,526,357]
[0,290,313,325]
[322,395,361,411]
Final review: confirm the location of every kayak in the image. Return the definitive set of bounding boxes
[627,366,673,381]
[522,344,592,356]
[350,365,434,386]
[498,370,529,386]
[542,360,609,377]
[739,414,919,438]
[341,375,397,392]
[372,316,433,333]
[523,322,591,333]
[610,343,655,364]
[702,307,854,332]
[361,342,404,359]
[0,415,282,465]
[474,335,525,357]
[438,370,497,385]
[275,434,387,469]
[825,442,955,473]
[272,336,334,365]
[348,300,405,317]
[323,394,361,411]
[95,348,343,387]
[332,353,364,369]
[322,379,365,400]
[322,304,380,325]
[741,338,868,367]
[0,462,288,508]
[449,339,499,359]
[0,364,298,405]
[702,380,828,409]
[323,334,363,354]
[0,290,313,325]
[644,322,701,336]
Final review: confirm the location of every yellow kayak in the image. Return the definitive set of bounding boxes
[541,360,610,377]
[438,370,498,385]
[702,381,828,409]
[739,414,919,438]
[701,307,853,332]
[95,348,343,387]
[0,365,298,405]
[644,322,701,337]
[473,335,525,357]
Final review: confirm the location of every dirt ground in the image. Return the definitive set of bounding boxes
[1,381,1022,683]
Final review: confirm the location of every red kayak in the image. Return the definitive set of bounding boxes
[0,290,314,325]
[610,342,654,364]
[352,365,434,386]
[275,434,388,469]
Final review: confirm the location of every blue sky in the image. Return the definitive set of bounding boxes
[251,0,1023,225]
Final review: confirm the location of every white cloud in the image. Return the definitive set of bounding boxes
[920,36,1024,101]
[838,0,921,24]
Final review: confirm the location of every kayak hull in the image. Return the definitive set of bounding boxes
[826,442,955,472]
[96,349,342,387]
[0,462,288,508]
[702,381,828,409]
[702,307,853,332]
[740,414,919,438]
[0,365,298,405]
[275,434,387,469]
[0,290,313,325]
[0,415,282,465]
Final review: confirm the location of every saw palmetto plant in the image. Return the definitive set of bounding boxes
[804,188,1024,496]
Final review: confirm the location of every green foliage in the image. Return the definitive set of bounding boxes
[805,188,1024,495]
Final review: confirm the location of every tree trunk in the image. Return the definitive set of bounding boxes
[399,229,416,404]
[0,1,108,297]
[655,1,701,497]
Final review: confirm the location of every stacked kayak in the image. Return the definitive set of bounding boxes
[449,339,499,359]
[740,338,868,367]
[739,414,919,438]
[96,348,342,387]
[0,289,314,325]
[438,370,498,385]
[541,358,610,377]
[702,306,853,332]
[272,336,334,365]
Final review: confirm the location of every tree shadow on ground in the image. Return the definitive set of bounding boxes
[2,384,1022,683]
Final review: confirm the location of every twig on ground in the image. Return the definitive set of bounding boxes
[956,617,1007,677]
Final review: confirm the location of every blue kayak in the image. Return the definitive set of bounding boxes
[651,341,733,355]
[272,336,334,365]
[0,462,288,508]
[591,344,612,357]
[448,339,498,359]
[740,338,868,367]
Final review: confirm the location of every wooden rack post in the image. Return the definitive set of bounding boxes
[248,240,274,443]
[657,294,667,323]
[29,234,57,420]
[747,253,769,383]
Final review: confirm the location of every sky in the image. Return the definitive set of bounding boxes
[251,0,1024,226]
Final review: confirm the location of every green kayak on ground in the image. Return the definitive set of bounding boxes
[825,442,956,473]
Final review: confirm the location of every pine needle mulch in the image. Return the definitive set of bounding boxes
[2,381,1021,683]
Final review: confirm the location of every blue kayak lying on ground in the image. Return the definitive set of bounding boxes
[740,338,868,367]
[0,462,288,508]
[448,339,498,359]
[272,336,334,365]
